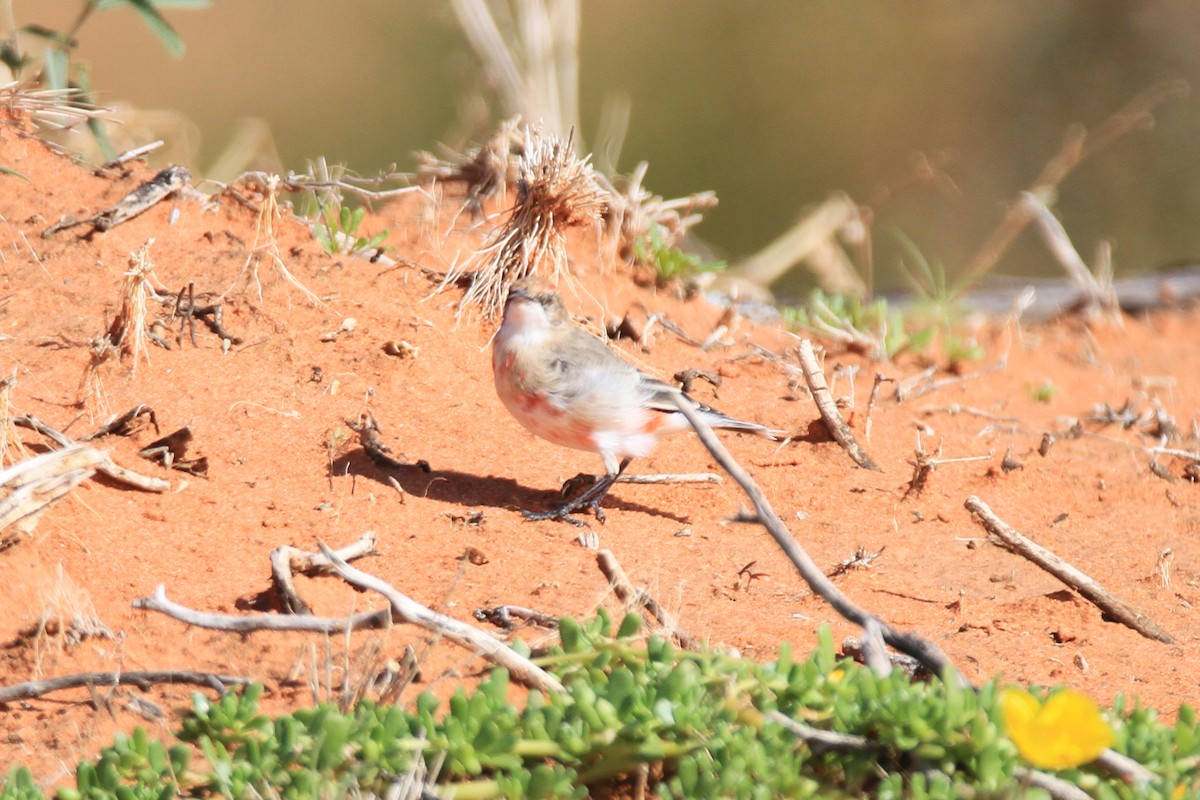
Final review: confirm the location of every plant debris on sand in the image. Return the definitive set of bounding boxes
[1,106,1200,794]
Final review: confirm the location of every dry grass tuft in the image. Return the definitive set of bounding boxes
[0,371,28,469]
[27,563,113,677]
[107,240,164,377]
[417,116,525,216]
[0,80,109,132]
[446,127,605,321]
[225,173,325,306]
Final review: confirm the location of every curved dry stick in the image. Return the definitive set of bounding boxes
[964,496,1173,644]
[0,670,250,704]
[133,585,393,632]
[316,542,564,694]
[669,393,956,680]
[270,531,379,614]
[795,339,881,471]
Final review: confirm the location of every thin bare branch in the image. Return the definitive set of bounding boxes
[133,585,393,632]
[668,393,959,681]
[964,496,1172,644]
[795,339,881,471]
[0,670,251,704]
[317,542,564,693]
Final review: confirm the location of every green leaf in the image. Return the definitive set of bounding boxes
[97,0,211,7]
[0,165,31,181]
[122,0,187,57]
[42,46,68,90]
[1,41,32,75]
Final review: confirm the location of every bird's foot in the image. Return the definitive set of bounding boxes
[523,474,615,526]
[520,504,592,527]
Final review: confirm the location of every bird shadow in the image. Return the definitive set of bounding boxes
[332,450,690,525]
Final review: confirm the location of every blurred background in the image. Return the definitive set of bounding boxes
[15,1,1200,297]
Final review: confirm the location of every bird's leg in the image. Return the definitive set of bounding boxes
[522,457,632,526]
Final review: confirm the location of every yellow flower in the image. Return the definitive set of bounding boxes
[1000,687,1115,770]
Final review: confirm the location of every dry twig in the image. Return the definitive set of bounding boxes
[317,542,564,693]
[270,532,379,615]
[14,415,169,492]
[668,393,957,680]
[596,549,700,651]
[961,81,1188,284]
[964,496,1172,643]
[0,670,251,704]
[795,339,881,471]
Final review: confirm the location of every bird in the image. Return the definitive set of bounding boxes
[492,277,781,525]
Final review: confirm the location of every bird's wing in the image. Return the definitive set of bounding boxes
[641,374,782,438]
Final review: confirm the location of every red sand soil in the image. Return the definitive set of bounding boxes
[1,114,1198,784]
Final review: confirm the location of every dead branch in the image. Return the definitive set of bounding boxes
[474,605,559,631]
[133,584,393,632]
[795,339,881,471]
[964,496,1172,643]
[0,446,105,535]
[317,542,564,693]
[271,532,379,615]
[1014,769,1104,800]
[668,393,958,680]
[766,710,1094,800]
[14,415,170,492]
[765,709,874,753]
[43,166,190,237]
[78,404,158,442]
[961,81,1187,284]
[0,670,251,704]
[596,549,701,651]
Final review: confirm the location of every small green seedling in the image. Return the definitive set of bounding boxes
[633,221,724,284]
[314,204,390,257]
[1030,381,1060,403]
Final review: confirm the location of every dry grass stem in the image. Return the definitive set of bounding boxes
[108,240,164,376]
[0,79,109,131]
[225,174,325,306]
[0,371,28,468]
[602,161,718,268]
[28,564,113,675]
[76,336,115,417]
[417,116,524,215]
[1021,192,1118,318]
[450,0,580,138]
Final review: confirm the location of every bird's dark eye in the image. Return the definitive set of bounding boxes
[537,294,555,307]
